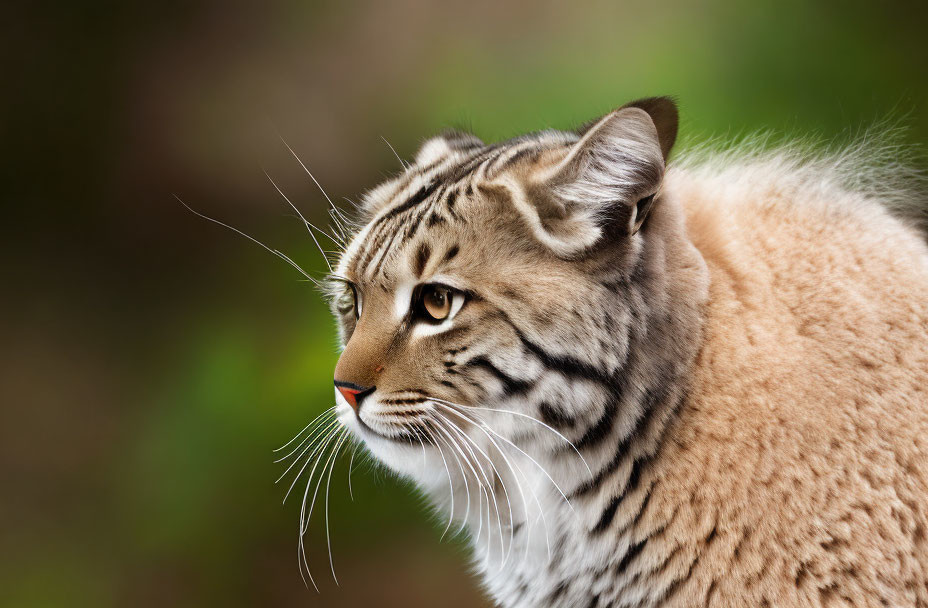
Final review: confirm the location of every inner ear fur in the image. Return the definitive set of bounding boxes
[518,98,678,256]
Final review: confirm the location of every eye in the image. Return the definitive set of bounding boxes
[336,284,360,319]
[417,285,454,322]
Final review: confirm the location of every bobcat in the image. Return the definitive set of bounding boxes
[316,98,928,606]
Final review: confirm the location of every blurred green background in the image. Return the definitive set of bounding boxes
[2,0,926,606]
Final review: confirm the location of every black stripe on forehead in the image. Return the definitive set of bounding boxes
[443,144,502,183]
[488,145,542,179]
[442,244,459,263]
[379,179,441,222]
[412,242,431,278]
[346,139,529,279]
[353,179,442,275]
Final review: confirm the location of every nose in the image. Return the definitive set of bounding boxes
[335,380,375,412]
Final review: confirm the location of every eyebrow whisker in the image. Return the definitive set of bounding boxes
[264,171,335,272]
[176,195,320,286]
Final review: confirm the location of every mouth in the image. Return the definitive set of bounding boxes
[341,404,430,446]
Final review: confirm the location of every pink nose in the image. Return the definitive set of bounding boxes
[337,385,361,409]
[334,381,373,412]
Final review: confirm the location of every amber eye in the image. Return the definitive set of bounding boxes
[420,285,452,321]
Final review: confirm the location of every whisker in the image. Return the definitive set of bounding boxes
[329,206,358,240]
[296,424,346,586]
[432,424,472,537]
[347,442,361,501]
[302,426,348,534]
[294,425,343,591]
[433,410,509,565]
[274,409,337,464]
[277,416,341,488]
[327,207,349,241]
[176,195,319,286]
[297,534,319,592]
[275,405,336,453]
[433,403,552,565]
[295,424,342,530]
[411,423,429,464]
[436,419,496,567]
[324,430,351,585]
[432,398,592,476]
[432,417,485,542]
[277,135,339,212]
[434,402,575,515]
[381,136,410,170]
[425,425,456,540]
[433,405,522,566]
[264,171,334,272]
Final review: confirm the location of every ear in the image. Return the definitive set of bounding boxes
[414,129,484,167]
[522,98,678,257]
[361,130,485,217]
[619,96,678,161]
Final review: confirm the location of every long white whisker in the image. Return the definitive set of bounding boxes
[278,135,338,210]
[434,402,575,514]
[296,424,343,591]
[264,171,334,272]
[297,425,343,536]
[275,406,336,453]
[435,416,497,567]
[274,409,337,464]
[347,442,361,501]
[302,427,347,535]
[432,417,484,542]
[176,195,319,286]
[436,404,553,565]
[433,424,471,536]
[434,405,522,566]
[324,430,350,585]
[410,424,428,465]
[327,207,349,242]
[297,531,319,592]
[432,397,592,476]
[278,416,342,489]
[433,410,509,566]
[425,423,456,540]
[381,136,410,170]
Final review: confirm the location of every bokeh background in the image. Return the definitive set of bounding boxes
[3,1,927,606]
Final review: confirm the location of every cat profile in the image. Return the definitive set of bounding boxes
[314,98,928,606]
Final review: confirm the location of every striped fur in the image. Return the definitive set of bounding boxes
[327,99,928,607]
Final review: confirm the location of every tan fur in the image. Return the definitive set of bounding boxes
[328,100,928,606]
[639,166,928,606]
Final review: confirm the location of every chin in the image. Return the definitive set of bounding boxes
[336,404,445,486]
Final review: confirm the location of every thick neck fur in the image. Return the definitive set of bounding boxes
[418,188,709,607]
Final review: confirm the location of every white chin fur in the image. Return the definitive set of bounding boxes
[337,405,449,489]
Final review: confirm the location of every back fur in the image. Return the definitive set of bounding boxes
[642,138,928,606]
[675,125,928,234]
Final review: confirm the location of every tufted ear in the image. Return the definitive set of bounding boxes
[414,129,484,167]
[521,98,678,257]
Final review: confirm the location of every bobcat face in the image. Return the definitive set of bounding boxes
[329,99,677,482]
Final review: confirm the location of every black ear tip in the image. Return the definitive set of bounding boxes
[621,96,679,160]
